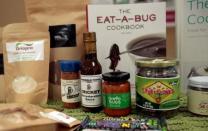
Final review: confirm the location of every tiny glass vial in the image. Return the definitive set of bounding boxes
[102,71,131,117]
[59,60,81,109]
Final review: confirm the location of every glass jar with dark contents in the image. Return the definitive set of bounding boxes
[137,60,178,78]
[102,72,131,117]
[135,59,180,116]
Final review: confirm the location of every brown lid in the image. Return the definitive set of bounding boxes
[83,32,96,42]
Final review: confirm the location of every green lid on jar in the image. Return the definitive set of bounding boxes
[135,59,178,67]
[102,71,130,82]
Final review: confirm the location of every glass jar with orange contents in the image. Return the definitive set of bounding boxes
[59,60,81,109]
[102,72,131,117]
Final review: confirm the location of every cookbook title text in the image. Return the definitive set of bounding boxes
[187,0,208,25]
[96,9,157,31]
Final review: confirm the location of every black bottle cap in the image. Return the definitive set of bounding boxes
[102,71,130,82]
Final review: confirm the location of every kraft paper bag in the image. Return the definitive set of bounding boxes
[24,0,89,100]
[3,23,50,104]
[0,27,5,103]
[0,103,58,131]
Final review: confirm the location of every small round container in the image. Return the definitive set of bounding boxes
[102,72,131,117]
[135,59,180,111]
[59,60,81,109]
[188,76,208,115]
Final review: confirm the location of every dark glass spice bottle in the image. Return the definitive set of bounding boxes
[80,32,102,113]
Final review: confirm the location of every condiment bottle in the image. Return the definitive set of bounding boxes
[80,32,102,112]
[102,72,131,117]
[59,60,81,108]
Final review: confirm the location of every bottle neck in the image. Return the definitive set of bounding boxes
[84,41,97,60]
[85,53,97,60]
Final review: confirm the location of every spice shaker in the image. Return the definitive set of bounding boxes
[59,60,81,108]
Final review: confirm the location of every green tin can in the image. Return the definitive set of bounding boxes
[135,59,180,111]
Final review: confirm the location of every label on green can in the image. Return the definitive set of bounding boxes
[103,93,131,109]
[136,75,180,110]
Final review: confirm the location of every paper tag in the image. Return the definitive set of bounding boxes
[40,111,76,125]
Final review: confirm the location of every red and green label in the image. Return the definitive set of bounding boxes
[103,93,131,109]
[136,75,180,110]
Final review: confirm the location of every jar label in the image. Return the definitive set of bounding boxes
[61,79,80,103]
[103,93,131,109]
[188,89,208,115]
[135,75,180,110]
[81,74,102,107]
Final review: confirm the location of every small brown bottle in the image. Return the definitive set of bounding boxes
[80,32,102,113]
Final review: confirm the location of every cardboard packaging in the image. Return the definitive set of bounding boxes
[0,27,5,103]
[3,23,50,104]
[87,2,166,85]
[0,103,58,131]
[176,0,208,92]
[24,0,89,100]
[0,76,4,103]
[0,103,81,131]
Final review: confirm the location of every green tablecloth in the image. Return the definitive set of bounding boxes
[43,96,208,131]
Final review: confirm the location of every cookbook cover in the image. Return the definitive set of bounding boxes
[87,3,166,85]
[176,0,208,92]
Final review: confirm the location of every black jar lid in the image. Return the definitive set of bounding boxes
[102,72,130,82]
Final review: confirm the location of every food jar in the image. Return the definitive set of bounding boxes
[188,76,208,115]
[135,59,180,111]
[102,72,131,117]
[59,60,81,109]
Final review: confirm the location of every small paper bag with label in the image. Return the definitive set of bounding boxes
[24,0,89,100]
[3,23,50,104]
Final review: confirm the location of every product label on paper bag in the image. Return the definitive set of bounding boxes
[87,3,166,84]
[6,40,44,63]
